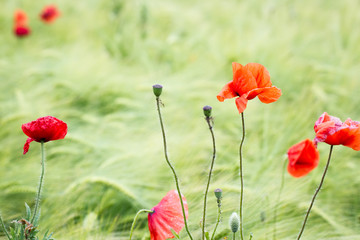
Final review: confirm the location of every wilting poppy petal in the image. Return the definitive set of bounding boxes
[40,5,60,23]
[235,96,248,114]
[217,82,238,102]
[244,63,272,88]
[23,138,34,155]
[148,190,188,240]
[22,116,67,154]
[314,112,360,150]
[287,139,320,178]
[232,63,257,95]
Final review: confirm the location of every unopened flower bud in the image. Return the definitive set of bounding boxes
[229,212,240,233]
[214,188,222,199]
[203,105,212,117]
[152,84,163,97]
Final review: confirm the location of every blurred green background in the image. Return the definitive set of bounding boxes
[1,0,360,239]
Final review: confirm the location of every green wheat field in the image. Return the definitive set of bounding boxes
[1,0,360,239]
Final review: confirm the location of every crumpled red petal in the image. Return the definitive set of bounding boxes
[148,190,188,240]
[244,63,272,88]
[235,96,248,114]
[232,63,257,96]
[23,137,34,155]
[217,81,237,102]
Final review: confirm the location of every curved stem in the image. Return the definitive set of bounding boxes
[210,199,221,240]
[0,213,11,240]
[31,141,45,224]
[155,97,194,240]
[129,209,153,240]
[273,157,287,240]
[239,112,245,240]
[202,117,217,240]
[296,145,334,240]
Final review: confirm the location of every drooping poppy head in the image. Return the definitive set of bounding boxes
[217,62,282,114]
[148,190,188,240]
[287,139,320,178]
[314,112,360,150]
[22,116,68,154]
[40,5,60,23]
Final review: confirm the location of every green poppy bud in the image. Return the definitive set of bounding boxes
[203,105,212,117]
[152,84,163,97]
[214,188,222,199]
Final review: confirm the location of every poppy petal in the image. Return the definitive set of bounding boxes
[217,82,237,102]
[244,63,272,88]
[257,86,282,103]
[232,63,257,95]
[148,190,187,240]
[287,139,320,178]
[23,137,34,155]
[235,96,248,114]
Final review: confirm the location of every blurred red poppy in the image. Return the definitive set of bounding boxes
[287,139,320,178]
[14,10,30,37]
[22,116,67,154]
[40,5,60,23]
[148,190,188,240]
[217,62,282,113]
[314,112,360,150]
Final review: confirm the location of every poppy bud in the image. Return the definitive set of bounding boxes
[203,105,212,118]
[214,188,222,199]
[152,84,163,97]
[229,212,240,233]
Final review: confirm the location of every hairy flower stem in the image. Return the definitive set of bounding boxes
[202,117,216,240]
[155,97,194,240]
[296,145,334,240]
[129,209,153,240]
[211,199,222,240]
[273,158,287,240]
[31,141,45,224]
[239,112,246,240]
[0,213,11,240]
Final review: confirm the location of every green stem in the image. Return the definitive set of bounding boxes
[129,209,153,240]
[273,158,287,240]
[31,141,45,224]
[210,199,221,240]
[155,97,194,240]
[0,213,11,240]
[239,112,245,240]
[202,117,217,240]
[296,145,334,240]
[233,232,236,240]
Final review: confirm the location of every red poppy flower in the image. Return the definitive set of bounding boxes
[14,25,31,37]
[40,5,60,23]
[13,10,30,38]
[287,139,320,178]
[148,190,188,240]
[314,112,360,150]
[22,116,68,154]
[217,62,282,113]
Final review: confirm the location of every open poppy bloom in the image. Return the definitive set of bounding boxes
[22,116,67,154]
[13,10,30,37]
[217,62,282,113]
[148,190,188,240]
[287,139,320,177]
[314,112,360,150]
[40,5,60,23]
